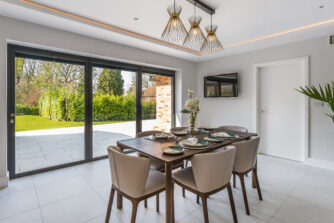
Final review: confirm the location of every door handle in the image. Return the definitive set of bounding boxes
[9,113,15,124]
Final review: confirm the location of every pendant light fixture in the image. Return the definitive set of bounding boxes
[183,3,205,51]
[161,0,187,44]
[201,14,224,53]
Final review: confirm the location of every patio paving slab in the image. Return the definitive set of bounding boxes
[14,120,156,174]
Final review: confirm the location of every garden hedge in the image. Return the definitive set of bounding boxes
[39,89,156,122]
[15,104,39,115]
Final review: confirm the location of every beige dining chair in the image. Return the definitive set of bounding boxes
[105,146,166,223]
[217,125,248,133]
[136,130,184,208]
[173,147,238,223]
[232,136,262,215]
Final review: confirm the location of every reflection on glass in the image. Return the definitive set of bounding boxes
[14,57,85,174]
[92,67,136,157]
[142,73,172,132]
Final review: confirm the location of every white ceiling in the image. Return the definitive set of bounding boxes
[1,0,334,62]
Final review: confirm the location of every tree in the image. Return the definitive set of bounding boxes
[35,61,57,120]
[56,63,83,120]
[97,69,124,96]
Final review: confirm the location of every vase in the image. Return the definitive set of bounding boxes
[189,126,196,136]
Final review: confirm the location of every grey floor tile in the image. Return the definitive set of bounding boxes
[36,176,92,206]
[40,191,106,223]
[0,188,39,219]
[0,208,43,223]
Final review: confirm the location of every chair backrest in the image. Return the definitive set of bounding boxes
[232,137,260,173]
[217,125,248,133]
[136,130,162,138]
[107,146,150,198]
[170,127,187,132]
[191,146,236,193]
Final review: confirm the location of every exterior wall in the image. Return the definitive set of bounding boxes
[154,76,172,132]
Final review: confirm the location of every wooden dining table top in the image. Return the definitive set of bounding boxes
[117,129,257,163]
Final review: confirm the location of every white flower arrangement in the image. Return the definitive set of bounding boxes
[181,89,200,133]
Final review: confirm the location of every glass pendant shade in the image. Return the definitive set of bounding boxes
[183,15,205,51]
[201,25,224,53]
[161,1,187,44]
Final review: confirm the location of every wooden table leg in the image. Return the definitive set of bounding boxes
[117,191,123,209]
[165,162,175,223]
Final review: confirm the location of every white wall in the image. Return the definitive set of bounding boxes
[197,36,334,162]
[0,16,197,186]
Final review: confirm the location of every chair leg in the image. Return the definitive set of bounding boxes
[156,194,159,212]
[197,194,200,204]
[105,188,115,223]
[185,160,189,167]
[131,200,139,223]
[182,187,185,197]
[227,184,238,223]
[201,195,209,223]
[144,199,147,208]
[253,168,263,201]
[172,182,175,221]
[117,192,123,209]
[233,174,236,188]
[239,174,250,215]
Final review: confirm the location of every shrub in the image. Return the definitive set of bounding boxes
[39,90,156,122]
[15,104,39,115]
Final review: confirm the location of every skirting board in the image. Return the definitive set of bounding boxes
[306,158,334,171]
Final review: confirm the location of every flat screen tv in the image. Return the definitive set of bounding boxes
[204,73,238,97]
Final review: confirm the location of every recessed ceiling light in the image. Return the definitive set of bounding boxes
[319,5,325,9]
[133,17,139,21]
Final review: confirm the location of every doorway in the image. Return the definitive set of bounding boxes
[253,57,309,162]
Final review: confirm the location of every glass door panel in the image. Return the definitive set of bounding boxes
[92,67,136,157]
[142,73,173,132]
[14,57,85,174]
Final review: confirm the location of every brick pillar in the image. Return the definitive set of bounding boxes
[154,76,172,132]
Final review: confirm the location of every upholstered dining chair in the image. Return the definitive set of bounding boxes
[173,147,238,223]
[106,146,165,223]
[232,136,262,215]
[136,130,184,208]
[217,125,248,133]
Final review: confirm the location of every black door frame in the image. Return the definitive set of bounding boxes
[7,44,175,179]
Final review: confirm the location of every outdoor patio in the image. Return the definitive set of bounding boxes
[15,120,156,174]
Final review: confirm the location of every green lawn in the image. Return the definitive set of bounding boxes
[15,115,128,132]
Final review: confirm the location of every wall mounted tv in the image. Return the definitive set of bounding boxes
[204,73,238,97]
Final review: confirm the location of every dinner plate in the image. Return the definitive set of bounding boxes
[162,146,184,155]
[204,136,223,142]
[154,133,174,139]
[181,139,208,147]
[172,130,187,135]
[211,132,238,138]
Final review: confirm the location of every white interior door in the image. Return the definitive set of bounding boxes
[259,62,305,162]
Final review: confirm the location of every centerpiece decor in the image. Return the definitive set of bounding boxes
[181,89,200,135]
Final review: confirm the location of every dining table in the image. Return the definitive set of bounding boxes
[117,128,257,223]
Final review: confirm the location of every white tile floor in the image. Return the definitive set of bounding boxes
[1,154,334,223]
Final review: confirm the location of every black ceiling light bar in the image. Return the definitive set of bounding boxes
[185,0,215,15]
